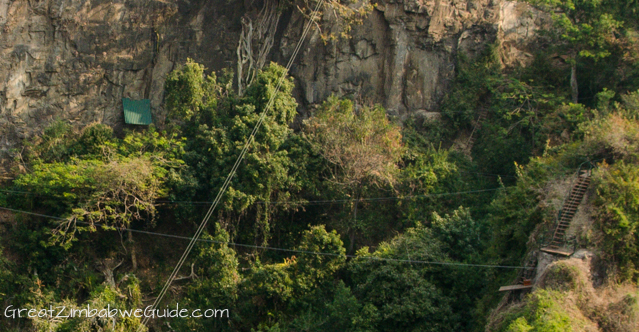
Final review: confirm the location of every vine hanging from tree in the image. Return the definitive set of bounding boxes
[236,0,373,95]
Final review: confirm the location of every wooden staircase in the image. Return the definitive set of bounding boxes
[501,166,594,292]
[541,170,591,256]
[462,109,488,156]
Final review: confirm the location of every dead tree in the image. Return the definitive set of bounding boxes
[97,258,124,289]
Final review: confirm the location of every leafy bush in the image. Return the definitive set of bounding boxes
[27,277,145,332]
[581,113,639,161]
[499,290,580,332]
[348,225,457,331]
[594,161,639,280]
[9,123,186,248]
[302,96,404,250]
[431,206,484,262]
[166,62,302,245]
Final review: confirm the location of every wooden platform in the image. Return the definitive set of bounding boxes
[499,284,534,292]
[540,247,574,256]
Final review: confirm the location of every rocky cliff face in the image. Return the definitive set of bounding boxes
[0,0,544,154]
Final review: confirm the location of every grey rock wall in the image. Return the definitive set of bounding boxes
[0,0,545,155]
[288,0,546,119]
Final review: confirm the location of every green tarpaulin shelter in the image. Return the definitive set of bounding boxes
[122,98,152,125]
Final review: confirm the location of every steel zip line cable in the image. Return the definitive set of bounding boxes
[136,1,327,329]
[0,206,532,270]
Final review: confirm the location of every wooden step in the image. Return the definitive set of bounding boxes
[499,284,534,292]
[540,247,574,256]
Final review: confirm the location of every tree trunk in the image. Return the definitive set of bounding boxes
[348,198,359,254]
[97,258,124,289]
[128,230,137,271]
[570,62,578,103]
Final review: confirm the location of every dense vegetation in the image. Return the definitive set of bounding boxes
[1,1,639,331]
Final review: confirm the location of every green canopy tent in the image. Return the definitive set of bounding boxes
[122,98,152,125]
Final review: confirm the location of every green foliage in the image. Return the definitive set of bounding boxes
[401,116,452,149]
[166,62,301,245]
[441,48,575,177]
[303,96,404,190]
[228,225,347,330]
[485,165,549,265]
[3,33,639,332]
[9,123,185,248]
[0,246,11,300]
[27,277,146,332]
[507,317,534,332]
[32,120,75,161]
[291,225,346,292]
[320,281,379,332]
[174,225,239,331]
[302,96,404,249]
[348,225,457,331]
[542,262,584,291]
[431,207,484,262]
[0,245,31,317]
[524,0,639,102]
[165,58,217,122]
[400,146,464,222]
[76,124,114,156]
[498,289,580,332]
[594,161,639,280]
[581,105,639,160]
[531,0,622,59]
